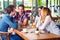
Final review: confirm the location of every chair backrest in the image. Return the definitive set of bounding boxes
[0,32,10,40]
[0,36,2,40]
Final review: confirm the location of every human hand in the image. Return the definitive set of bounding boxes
[8,28,14,33]
[18,21,21,25]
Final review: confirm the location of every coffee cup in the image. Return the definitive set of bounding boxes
[23,28,28,32]
[35,31,39,34]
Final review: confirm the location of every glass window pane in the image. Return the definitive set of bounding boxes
[4,0,8,9]
[0,1,1,9]
[16,0,22,6]
[0,0,3,10]
[9,0,13,5]
[24,0,32,10]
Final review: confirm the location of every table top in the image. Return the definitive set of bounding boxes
[22,32,60,40]
[14,28,60,40]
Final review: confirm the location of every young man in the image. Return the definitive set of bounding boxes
[14,4,28,27]
[0,5,23,40]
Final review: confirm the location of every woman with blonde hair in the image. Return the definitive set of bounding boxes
[38,7,60,35]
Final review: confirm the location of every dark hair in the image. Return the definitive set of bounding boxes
[18,4,24,9]
[6,5,16,14]
[39,6,43,9]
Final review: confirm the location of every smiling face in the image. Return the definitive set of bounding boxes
[41,7,51,23]
[38,8,41,17]
[41,7,48,23]
[18,6,24,15]
[41,8,48,17]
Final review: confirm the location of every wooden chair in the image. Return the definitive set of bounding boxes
[0,32,10,40]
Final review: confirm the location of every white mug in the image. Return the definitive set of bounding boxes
[23,28,27,32]
[35,31,39,34]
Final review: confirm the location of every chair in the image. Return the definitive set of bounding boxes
[0,32,10,40]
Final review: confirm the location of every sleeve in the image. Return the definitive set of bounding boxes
[4,16,18,29]
[22,14,28,21]
[40,16,51,30]
[23,14,28,19]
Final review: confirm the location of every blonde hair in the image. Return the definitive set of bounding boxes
[41,7,53,23]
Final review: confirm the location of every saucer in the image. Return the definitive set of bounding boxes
[21,30,28,33]
[35,31,39,34]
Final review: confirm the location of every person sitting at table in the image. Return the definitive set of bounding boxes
[13,4,28,28]
[35,6,43,28]
[0,5,23,40]
[38,7,60,35]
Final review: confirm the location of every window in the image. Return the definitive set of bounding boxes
[9,0,13,5]
[16,0,22,6]
[4,0,8,9]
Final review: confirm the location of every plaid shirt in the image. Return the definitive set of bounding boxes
[13,12,28,22]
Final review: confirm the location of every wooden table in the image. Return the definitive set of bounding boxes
[14,28,60,40]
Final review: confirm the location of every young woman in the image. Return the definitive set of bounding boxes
[35,6,43,28]
[0,5,23,40]
[38,7,60,35]
[14,4,28,27]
